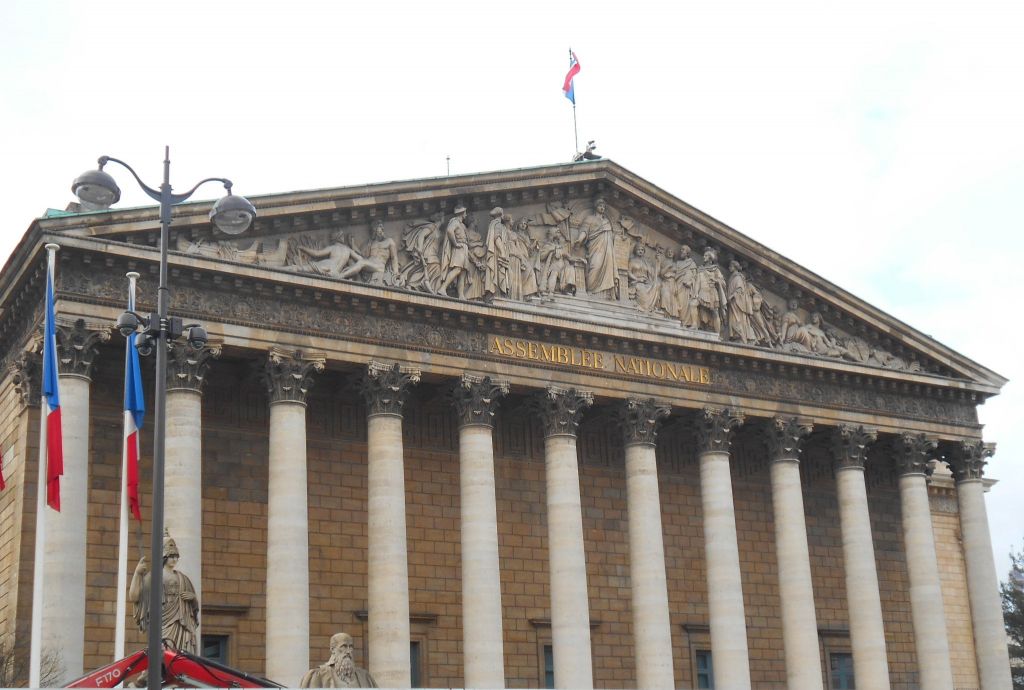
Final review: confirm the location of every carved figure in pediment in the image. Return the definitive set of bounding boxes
[439,206,471,298]
[779,299,804,344]
[257,238,291,267]
[356,220,400,286]
[538,226,580,295]
[748,283,779,346]
[399,214,444,293]
[577,198,618,298]
[507,215,539,301]
[516,217,544,297]
[792,312,847,357]
[694,247,728,334]
[484,207,511,300]
[628,244,660,312]
[462,215,489,301]
[675,245,700,328]
[658,248,682,317]
[294,231,370,279]
[726,260,759,344]
[176,235,262,264]
[613,216,640,301]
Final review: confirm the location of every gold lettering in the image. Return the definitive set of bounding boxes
[541,344,554,362]
[699,367,711,384]
[652,361,665,379]
[515,340,527,358]
[571,348,582,366]
[557,346,570,364]
[664,362,680,381]
[644,358,653,377]
[489,337,503,355]
[502,338,514,356]
[614,355,628,373]
[594,353,605,369]
[678,365,691,382]
[527,342,539,360]
[581,350,592,368]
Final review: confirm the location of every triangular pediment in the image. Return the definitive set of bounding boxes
[35,159,1004,392]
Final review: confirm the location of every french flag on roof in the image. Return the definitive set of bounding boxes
[563,50,580,104]
[122,277,145,521]
[41,248,63,511]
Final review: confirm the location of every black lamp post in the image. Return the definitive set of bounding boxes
[73,147,255,690]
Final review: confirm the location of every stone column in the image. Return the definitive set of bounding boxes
[43,319,108,683]
[263,348,324,686]
[616,398,674,690]
[894,433,955,690]
[766,418,823,690]
[831,425,890,690]
[164,341,220,625]
[695,407,750,690]
[532,387,594,690]
[948,441,1013,690]
[451,374,509,689]
[360,361,420,688]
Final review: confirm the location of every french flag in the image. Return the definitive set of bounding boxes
[563,50,581,104]
[123,277,145,521]
[41,248,63,511]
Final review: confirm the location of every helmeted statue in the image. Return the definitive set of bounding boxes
[300,632,378,688]
[129,529,199,653]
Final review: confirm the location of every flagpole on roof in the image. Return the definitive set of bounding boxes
[570,48,579,155]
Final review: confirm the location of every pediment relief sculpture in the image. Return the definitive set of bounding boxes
[174,196,920,373]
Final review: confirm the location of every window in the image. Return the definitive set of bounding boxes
[410,640,422,688]
[695,650,714,689]
[543,645,555,689]
[201,634,229,665]
[829,652,855,689]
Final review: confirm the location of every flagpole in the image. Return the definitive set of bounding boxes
[114,271,140,660]
[573,103,579,156]
[29,243,59,687]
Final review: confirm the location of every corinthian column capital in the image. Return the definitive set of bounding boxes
[617,397,671,446]
[695,407,744,454]
[893,432,938,476]
[765,416,812,461]
[263,347,325,405]
[360,360,421,417]
[10,347,42,407]
[56,318,110,380]
[830,424,877,470]
[167,341,222,392]
[946,439,995,481]
[451,373,508,428]
[531,386,593,438]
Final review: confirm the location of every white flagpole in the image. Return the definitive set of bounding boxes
[30,243,59,687]
[114,271,140,660]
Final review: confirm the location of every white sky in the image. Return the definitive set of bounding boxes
[2,1,1022,578]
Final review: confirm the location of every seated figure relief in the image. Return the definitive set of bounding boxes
[172,196,920,372]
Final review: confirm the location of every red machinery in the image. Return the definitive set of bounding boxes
[66,648,283,688]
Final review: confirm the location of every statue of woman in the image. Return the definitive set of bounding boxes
[129,530,199,653]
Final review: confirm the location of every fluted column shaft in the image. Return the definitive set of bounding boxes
[896,434,954,690]
[618,398,674,690]
[163,342,219,629]
[696,408,750,690]
[534,387,594,690]
[363,362,420,689]
[453,375,508,689]
[832,425,890,690]
[767,418,823,690]
[41,320,107,684]
[42,375,89,683]
[951,441,1013,690]
[264,349,323,685]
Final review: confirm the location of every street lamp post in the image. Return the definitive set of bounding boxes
[73,147,255,690]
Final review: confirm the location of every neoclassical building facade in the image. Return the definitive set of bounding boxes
[0,160,1012,689]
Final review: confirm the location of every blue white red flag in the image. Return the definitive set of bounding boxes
[41,248,63,510]
[0,448,6,490]
[563,50,580,104]
[122,278,144,521]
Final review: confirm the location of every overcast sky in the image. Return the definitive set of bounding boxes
[2,1,1022,578]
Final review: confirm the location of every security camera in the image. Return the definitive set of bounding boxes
[116,311,141,338]
[135,334,155,357]
[185,325,208,350]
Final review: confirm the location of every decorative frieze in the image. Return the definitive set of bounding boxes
[617,397,671,446]
[10,347,41,407]
[166,341,222,392]
[55,318,110,380]
[694,407,744,454]
[893,432,937,476]
[450,373,508,428]
[946,439,995,481]
[264,348,325,405]
[360,361,421,417]
[531,386,593,438]
[765,416,812,461]
[830,424,877,470]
